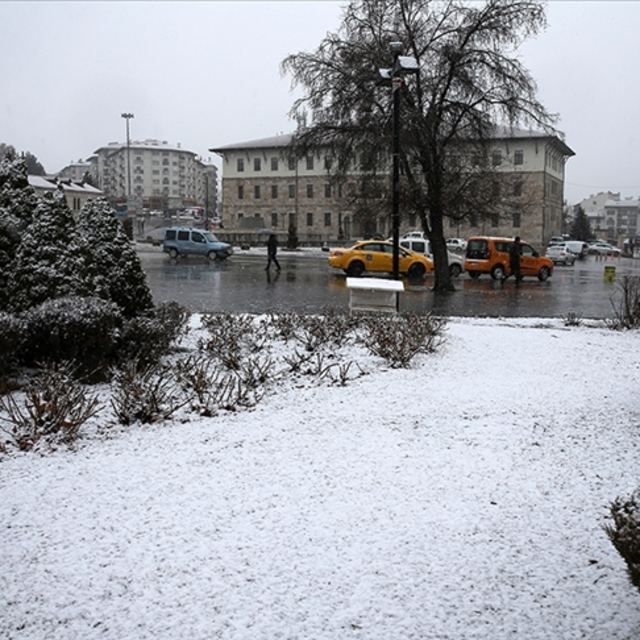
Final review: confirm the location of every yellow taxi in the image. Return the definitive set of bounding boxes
[328,240,434,277]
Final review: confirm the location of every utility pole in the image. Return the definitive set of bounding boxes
[121,112,134,208]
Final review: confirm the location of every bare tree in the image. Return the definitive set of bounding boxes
[282,0,558,291]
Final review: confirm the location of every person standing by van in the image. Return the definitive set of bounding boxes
[509,236,522,283]
[266,233,281,271]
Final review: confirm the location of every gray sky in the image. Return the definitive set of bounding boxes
[2,1,639,206]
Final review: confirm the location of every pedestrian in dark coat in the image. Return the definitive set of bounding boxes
[266,233,281,271]
[509,236,522,282]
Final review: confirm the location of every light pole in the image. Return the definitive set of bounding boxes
[378,43,418,280]
[121,112,134,206]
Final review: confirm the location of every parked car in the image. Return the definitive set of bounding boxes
[163,227,233,260]
[564,240,589,259]
[464,236,553,281]
[446,238,468,252]
[547,236,566,246]
[588,241,621,255]
[328,240,433,277]
[545,243,576,265]
[400,237,465,278]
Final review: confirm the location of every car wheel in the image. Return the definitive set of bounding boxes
[538,266,551,281]
[408,263,426,278]
[491,264,506,280]
[347,260,365,277]
[469,271,480,280]
[207,250,218,261]
[169,248,179,259]
[449,263,462,278]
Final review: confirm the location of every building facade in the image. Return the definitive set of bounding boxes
[90,139,218,214]
[211,130,573,248]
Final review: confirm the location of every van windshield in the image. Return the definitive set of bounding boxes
[203,232,219,242]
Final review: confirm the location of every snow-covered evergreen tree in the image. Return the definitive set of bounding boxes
[77,198,153,317]
[7,188,97,312]
[0,154,39,307]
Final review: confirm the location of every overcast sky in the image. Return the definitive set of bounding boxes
[2,1,639,206]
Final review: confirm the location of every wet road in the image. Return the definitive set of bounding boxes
[137,246,639,319]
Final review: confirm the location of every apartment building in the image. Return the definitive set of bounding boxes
[603,197,639,245]
[90,139,218,213]
[57,160,94,184]
[211,129,574,247]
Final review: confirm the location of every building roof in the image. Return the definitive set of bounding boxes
[93,139,197,156]
[28,175,103,195]
[209,134,294,154]
[210,127,574,157]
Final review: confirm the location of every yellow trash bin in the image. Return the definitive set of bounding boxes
[604,265,616,282]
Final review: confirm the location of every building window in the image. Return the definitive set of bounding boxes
[347,183,356,196]
[288,212,296,226]
[514,181,523,197]
[289,184,296,198]
[514,149,524,165]
[271,185,278,199]
[307,212,313,226]
[492,150,502,166]
[288,157,296,171]
[490,213,499,227]
[254,185,261,199]
[512,212,521,228]
[271,212,278,227]
[307,184,314,198]
[492,182,501,198]
[306,155,314,170]
[271,157,279,171]
[324,183,332,198]
[238,185,244,199]
[254,157,261,171]
[325,156,333,170]
[324,212,331,227]
[237,158,244,172]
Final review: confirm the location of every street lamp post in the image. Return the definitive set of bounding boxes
[121,112,134,207]
[378,43,419,280]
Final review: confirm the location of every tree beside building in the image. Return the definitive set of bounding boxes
[281,0,572,290]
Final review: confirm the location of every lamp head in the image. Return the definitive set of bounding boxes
[389,41,403,55]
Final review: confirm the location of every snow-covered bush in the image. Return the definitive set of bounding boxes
[77,198,153,318]
[118,301,190,367]
[0,361,100,451]
[7,190,97,313]
[604,490,640,594]
[358,312,447,368]
[110,360,189,425]
[21,296,123,381]
[176,354,265,416]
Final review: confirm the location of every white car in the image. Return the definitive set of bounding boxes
[446,238,468,252]
[400,236,465,278]
[589,241,621,255]
[545,243,576,265]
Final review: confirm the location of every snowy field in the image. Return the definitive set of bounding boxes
[1,316,640,639]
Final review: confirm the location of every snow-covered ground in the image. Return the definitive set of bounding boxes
[1,316,640,639]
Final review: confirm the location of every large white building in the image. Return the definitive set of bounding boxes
[211,129,574,247]
[90,139,218,214]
